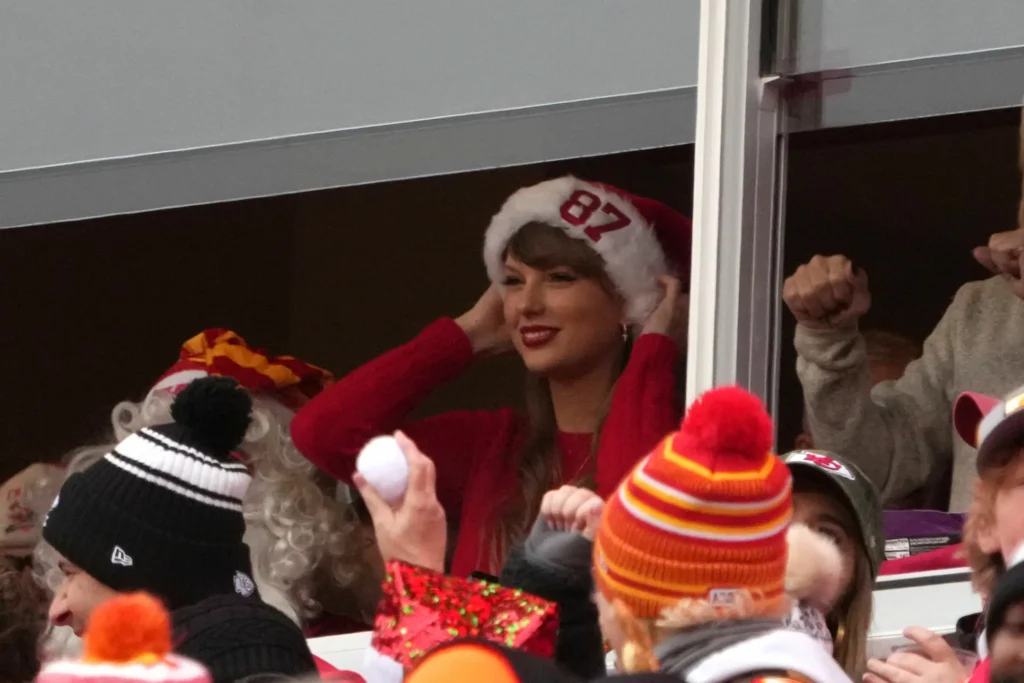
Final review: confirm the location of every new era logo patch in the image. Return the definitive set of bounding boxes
[786,451,855,480]
[708,588,739,606]
[111,546,134,567]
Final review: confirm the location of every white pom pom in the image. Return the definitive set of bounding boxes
[356,436,409,504]
[785,523,844,611]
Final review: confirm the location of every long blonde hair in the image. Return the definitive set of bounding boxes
[830,544,874,678]
[487,222,628,569]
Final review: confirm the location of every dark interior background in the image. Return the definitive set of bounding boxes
[0,107,1019,484]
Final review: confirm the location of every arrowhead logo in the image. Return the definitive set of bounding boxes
[786,451,855,480]
[233,571,255,597]
[110,546,134,567]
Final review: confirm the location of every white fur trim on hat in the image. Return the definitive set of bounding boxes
[483,176,670,324]
[785,523,844,611]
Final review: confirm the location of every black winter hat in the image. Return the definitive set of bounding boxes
[42,377,260,610]
[172,593,317,683]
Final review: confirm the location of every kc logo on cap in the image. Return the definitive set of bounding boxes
[234,570,255,597]
[785,451,855,480]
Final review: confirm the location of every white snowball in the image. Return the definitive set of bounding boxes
[356,435,409,503]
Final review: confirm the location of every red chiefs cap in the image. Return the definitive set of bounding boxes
[954,385,1024,472]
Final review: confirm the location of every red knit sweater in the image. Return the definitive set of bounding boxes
[290,317,681,576]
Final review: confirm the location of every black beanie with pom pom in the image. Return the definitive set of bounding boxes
[43,376,261,610]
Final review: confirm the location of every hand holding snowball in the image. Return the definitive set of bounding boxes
[353,431,447,574]
[356,435,410,503]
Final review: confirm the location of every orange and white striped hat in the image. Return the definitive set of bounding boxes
[593,386,792,620]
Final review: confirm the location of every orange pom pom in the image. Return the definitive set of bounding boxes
[83,593,172,664]
[679,385,772,460]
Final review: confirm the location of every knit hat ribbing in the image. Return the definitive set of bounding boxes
[42,377,260,611]
[172,593,317,683]
[594,386,792,620]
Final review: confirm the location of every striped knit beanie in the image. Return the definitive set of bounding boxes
[594,386,792,620]
[42,377,259,611]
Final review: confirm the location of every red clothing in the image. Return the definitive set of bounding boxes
[313,655,366,682]
[879,544,967,576]
[967,656,988,683]
[291,318,681,575]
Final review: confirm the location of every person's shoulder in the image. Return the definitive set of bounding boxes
[951,275,1017,307]
[939,276,1022,333]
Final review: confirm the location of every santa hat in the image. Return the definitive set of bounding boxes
[483,177,692,325]
[593,386,792,620]
[43,377,260,611]
[148,329,333,410]
[36,592,211,683]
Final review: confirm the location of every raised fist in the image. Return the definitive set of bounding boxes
[782,255,870,331]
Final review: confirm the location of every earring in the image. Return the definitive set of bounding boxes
[834,622,846,649]
[621,323,629,342]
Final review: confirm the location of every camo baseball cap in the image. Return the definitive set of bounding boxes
[782,450,886,578]
[954,384,1024,472]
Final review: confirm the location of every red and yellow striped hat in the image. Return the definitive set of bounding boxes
[594,386,792,620]
[149,329,333,411]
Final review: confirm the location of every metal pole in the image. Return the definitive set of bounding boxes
[686,0,786,422]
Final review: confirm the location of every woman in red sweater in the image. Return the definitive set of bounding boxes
[291,176,692,576]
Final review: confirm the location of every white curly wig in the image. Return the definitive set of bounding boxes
[24,444,106,659]
[26,387,370,635]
